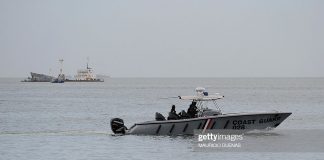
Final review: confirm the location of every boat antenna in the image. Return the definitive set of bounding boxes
[59,59,64,75]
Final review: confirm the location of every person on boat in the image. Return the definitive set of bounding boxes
[168,105,180,120]
[187,101,198,118]
[178,110,190,119]
[171,105,176,114]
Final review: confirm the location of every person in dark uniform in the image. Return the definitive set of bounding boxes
[171,105,176,114]
[187,101,198,118]
[168,105,180,120]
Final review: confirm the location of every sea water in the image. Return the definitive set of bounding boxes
[0,78,323,159]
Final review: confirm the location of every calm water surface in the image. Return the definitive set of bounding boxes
[0,78,323,159]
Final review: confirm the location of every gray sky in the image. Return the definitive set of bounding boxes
[0,0,323,77]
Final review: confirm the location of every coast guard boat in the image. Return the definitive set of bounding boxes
[110,87,291,136]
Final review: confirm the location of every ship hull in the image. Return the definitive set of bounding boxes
[125,112,291,135]
[65,79,104,82]
[21,72,54,82]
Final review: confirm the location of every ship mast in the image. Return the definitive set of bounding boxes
[86,57,90,69]
[59,59,64,75]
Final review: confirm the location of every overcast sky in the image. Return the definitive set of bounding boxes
[0,0,323,77]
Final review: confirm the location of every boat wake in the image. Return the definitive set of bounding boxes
[0,130,109,136]
[244,129,282,137]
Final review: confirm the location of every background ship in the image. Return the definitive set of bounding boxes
[65,60,104,82]
[21,72,54,82]
[22,58,105,82]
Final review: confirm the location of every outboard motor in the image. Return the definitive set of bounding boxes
[110,118,127,134]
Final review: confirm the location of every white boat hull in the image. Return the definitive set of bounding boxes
[125,112,291,135]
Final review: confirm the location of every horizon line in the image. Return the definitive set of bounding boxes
[1,76,324,79]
